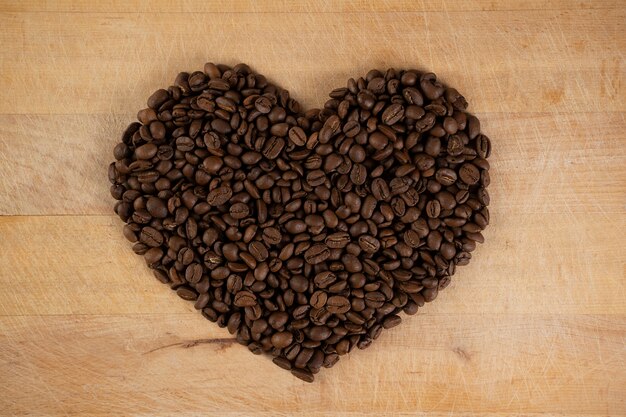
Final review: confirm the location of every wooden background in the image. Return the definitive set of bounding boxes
[1,1,625,415]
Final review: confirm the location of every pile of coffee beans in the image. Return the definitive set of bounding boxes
[109,63,491,382]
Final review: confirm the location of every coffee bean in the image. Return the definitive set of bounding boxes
[382,314,402,329]
[304,244,330,265]
[112,64,492,383]
[371,178,391,201]
[146,197,168,218]
[310,291,328,309]
[244,242,266,263]
[368,131,389,150]
[307,170,326,186]
[254,96,272,113]
[314,271,337,289]
[207,186,233,206]
[476,134,492,158]
[271,331,293,348]
[358,235,380,253]
[426,200,441,218]
[262,137,285,160]
[288,126,307,146]
[325,232,351,249]
[326,296,351,314]
[381,103,404,125]
[234,291,257,307]
[262,227,282,245]
[306,325,331,342]
[435,168,457,186]
[291,367,314,383]
[350,163,367,185]
[459,163,480,185]
[140,227,163,247]
[404,229,421,248]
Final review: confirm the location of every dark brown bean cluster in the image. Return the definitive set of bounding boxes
[109,63,491,383]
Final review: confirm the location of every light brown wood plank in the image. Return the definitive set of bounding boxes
[0,314,624,415]
[1,1,625,415]
[1,0,623,13]
[1,112,624,216]
[0,215,623,316]
[0,9,623,115]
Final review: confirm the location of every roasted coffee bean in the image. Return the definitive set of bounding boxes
[358,235,380,253]
[476,134,492,158]
[459,163,480,185]
[229,202,249,219]
[262,227,282,245]
[307,170,326,186]
[304,244,330,265]
[248,241,269,262]
[234,291,257,307]
[112,64,492,383]
[381,103,404,125]
[310,291,328,309]
[271,331,293,348]
[435,168,457,186]
[382,314,402,329]
[291,367,314,383]
[207,186,233,206]
[326,296,351,314]
[140,227,163,247]
[371,178,391,201]
[350,163,367,185]
[288,126,307,146]
[314,271,337,289]
[325,232,351,249]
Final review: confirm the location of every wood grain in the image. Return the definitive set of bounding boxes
[0,9,624,115]
[1,314,624,416]
[0,0,624,415]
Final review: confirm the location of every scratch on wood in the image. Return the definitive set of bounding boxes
[452,347,472,362]
[143,338,236,355]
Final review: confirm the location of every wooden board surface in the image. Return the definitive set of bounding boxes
[0,0,625,415]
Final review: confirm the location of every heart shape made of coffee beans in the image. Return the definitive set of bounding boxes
[109,63,491,383]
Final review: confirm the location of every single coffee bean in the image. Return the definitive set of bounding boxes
[230,202,249,219]
[459,163,480,185]
[207,186,233,206]
[249,241,269,262]
[326,296,351,314]
[262,227,282,245]
[371,178,391,201]
[425,200,441,218]
[271,331,293,348]
[291,367,314,383]
[140,227,163,247]
[307,170,326,186]
[314,271,337,289]
[381,103,404,125]
[476,134,492,158]
[382,314,402,329]
[310,291,328,309]
[358,235,380,253]
[262,137,285,160]
[325,232,351,249]
[435,168,457,186]
[255,96,272,114]
[288,126,307,146]
[304,244,330,265]
[234,291,257,307]
[350,163,367,185]
[404,229,421,248]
